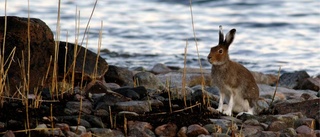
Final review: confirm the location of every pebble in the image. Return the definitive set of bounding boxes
[295,125,315,136]
[151,63,172,74]
[155,123,177,137]
[186,124,209,137]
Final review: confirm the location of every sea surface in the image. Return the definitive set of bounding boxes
[1,0,319,75]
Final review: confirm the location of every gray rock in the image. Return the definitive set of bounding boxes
[186,124,209,137]
[256,98,269,114]
[70,125,86,135]
[104,83,121,90]
[155,123,177,137]
[134,71,165,90]
[151,63,172,74]
[295,125,316,137]
[45,128,65,137]
[104,65,134,87]
[88,128,124,137]
[115,101,151,113]
[55,123,70,132]
[279,71,310,89]
[127,121,154,137]
[94,109,109,117]
[267,120,287,132]
[294,118,316,129]
[64,101,92,115]
[94,92,130,109]
[82,115,105,128]
[114,86,148,100]
[242,125,264,136]
[244,119,260,126]
[280,128,297,137]
[300,92,318,100]
[253,131,280,137]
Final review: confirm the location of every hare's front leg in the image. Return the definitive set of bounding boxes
[217,92,225,112]
[223,93,234,116]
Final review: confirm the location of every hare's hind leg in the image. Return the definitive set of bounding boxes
[223,93,234,116]
[217,92,225,112]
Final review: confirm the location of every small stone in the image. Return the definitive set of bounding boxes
[94,93,130,109]
[280,128,297,137]
[242,125,263,136]
[83,115,105,128]
[203,124,219,134]
[155,123,177,137]
[70,126,87,135]
[104,83,121,90]
[45,128,65,137]
[2,130,15,137]
[186,124,209,137]
[55,123,70,132]
[133,71,165,90]
[267,120,287,132]
[300,93,318,100]
[255,98,270,114]
[295,125,315,136]
[177,126,187,137]
[64,101,92,115]
[244,119,260,126]
[114,86,148,100]
[151,63,172,74]
[127,121,154,137]
[254,131,280,137]
[294,118,316,129]
[94,109,109,117]
[80,131,92,137]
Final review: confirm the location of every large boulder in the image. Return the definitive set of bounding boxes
[58,41,108,84]
[0,16,55,95]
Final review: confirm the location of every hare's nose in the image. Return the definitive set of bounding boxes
[207,56,211,60]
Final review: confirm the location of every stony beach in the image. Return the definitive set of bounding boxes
[0,16,320,137]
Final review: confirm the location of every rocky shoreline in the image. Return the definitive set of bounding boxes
[0,16,320,137]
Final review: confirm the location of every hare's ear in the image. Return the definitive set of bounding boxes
[224,29,236,48]
[218,25,224,44]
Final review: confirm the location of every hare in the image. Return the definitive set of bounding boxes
[207,26,259,116]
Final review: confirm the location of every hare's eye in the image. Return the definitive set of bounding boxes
[218,49,223,54]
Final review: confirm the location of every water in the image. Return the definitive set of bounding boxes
[1,0,319,75]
